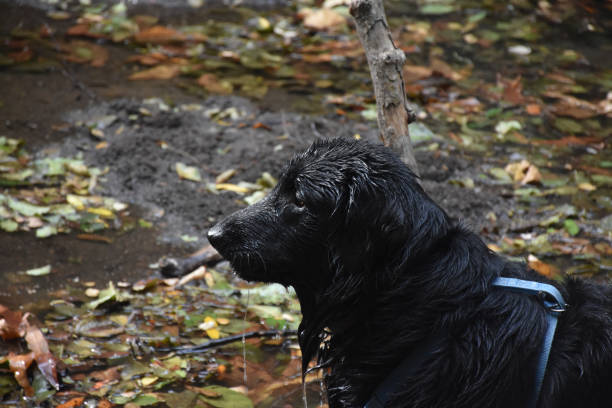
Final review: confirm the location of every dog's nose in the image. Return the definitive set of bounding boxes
[207,223,225,249]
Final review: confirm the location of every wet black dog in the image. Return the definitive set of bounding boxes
[208,139,611,408]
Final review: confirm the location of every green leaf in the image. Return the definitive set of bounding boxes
[199,385,253,408]
[159,390,199,408]
[0,219,18,232]
[563,219,580,236]
[25,264,51,276]
[36,225,57,238]
[7,198,49,216]
[489,168,512,183]
[420,4,455,15]
[553,118,583,134]
[130,394,159,406]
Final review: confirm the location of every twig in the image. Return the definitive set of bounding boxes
[158,245,222,277]
[157,329,298,355]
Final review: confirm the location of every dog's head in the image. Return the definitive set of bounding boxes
[208,138,449,289]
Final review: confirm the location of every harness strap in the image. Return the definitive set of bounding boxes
[363,277,567,408]
[492,277,567,408]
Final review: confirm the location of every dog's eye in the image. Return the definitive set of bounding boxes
[295,198,305,208]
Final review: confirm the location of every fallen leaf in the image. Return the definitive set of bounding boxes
[8,352,35,396]
[505,160,541,185]
[215,169,236,184]
[302,8,346,31]
[25,265,51,276]
[56,397,85,408]
[528,254,559,278]
[403,65,433,83]
[430,58,463,81]
[215,183,250,193]
[197,73,234,94]
[128,52,168,66]
[129,64,181,80]
[526,104,541,115]
[252,122,272,131]
[134,26,186,44]
[175,162,201,182]
[0,305,23,340]
[77,233,113,243]
[498,75,526,105]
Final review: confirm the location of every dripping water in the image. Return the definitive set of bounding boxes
[303,380,309,408]
[242,289,250,388]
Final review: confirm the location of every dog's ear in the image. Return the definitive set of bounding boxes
[329,157,450,283]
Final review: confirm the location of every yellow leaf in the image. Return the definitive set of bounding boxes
[66,194,85,211]
[140,376,158,386]
[206,328,220,339]
[87,207,114,218]
[578,182,596,191]
[215,183,250,194]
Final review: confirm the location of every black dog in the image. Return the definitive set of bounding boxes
[208,139,611,408]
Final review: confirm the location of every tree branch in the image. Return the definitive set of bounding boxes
[350,0,419,175]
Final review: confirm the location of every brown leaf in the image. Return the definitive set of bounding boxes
[197,73,234,94]
[67,24,106,39]
[22,314,59,390]
[531,135,603,147]
[550,94,601,119]
[128,52,168,66]
[498,75,526,105]
[8,352,35,396]
[62,41,109,67]
[430,58,463,81]
[0,304,24,340]
[129,64,181,80]
[403,65,433,83]
[134,26,186,44]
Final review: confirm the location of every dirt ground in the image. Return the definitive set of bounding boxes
[0,0,517,308]
[57,96,515,245]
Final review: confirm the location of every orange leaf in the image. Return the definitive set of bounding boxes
[134,26,186,44]
[67,24,105,39]
[253,122,272,131]
[8,352,35,397]
[129,64,181,80]
[56,397,85,408]
[526,104,541,115]
[528,255,559,278]
[127,52,168,66]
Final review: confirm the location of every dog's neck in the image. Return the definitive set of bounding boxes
[293,225,502,406]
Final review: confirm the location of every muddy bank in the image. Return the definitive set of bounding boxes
[57,96,515,248]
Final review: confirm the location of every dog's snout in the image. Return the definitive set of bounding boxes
[207,223,225,249]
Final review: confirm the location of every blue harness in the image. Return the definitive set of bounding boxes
[364,277,567,408]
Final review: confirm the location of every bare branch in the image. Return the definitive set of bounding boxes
[350,0,419,175]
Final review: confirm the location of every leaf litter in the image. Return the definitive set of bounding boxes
[1,0,612,405]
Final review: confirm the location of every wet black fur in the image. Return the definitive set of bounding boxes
[208,138,612,408]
